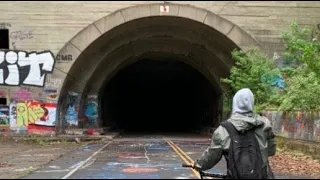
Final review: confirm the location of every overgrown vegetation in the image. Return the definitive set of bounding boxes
[222,21,320,112]
[221,47,280,112]
[277,22,320,111]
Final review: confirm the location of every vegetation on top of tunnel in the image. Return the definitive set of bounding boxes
[221,47,280,112]
[276,21,320,111]
[221,21,320,112]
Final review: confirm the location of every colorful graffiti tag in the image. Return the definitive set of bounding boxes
[11,89,32,100]
[65,92,79,126]
[44,89,58,101]
[0,105,9,125]
[84,95,98,124]
[265,110,320,142]
[10,100,56,132]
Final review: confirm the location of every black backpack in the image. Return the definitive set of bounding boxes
[220,121,267,179]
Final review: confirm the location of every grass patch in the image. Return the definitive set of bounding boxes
[12,166,37,179]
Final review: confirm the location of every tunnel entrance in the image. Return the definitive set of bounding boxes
[101,55,218,133]
[57,4,259,134]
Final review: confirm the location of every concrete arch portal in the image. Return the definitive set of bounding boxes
[55,3,259,133]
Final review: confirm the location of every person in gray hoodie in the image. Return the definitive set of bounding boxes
[193,88,276,178]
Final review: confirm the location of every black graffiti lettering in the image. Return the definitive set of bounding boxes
[56,54,73,61]
[10,30,34,41]
[0,23,11,29]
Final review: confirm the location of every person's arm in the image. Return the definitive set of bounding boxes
[193,126,226,171]
[262,117,276,156]
[266,127,276,156]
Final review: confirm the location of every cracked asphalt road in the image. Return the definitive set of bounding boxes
[21,133,312,179]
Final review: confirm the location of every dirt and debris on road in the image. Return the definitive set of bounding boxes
[0,136,89,179]
[2,134,320,179]
[270,150,320,179]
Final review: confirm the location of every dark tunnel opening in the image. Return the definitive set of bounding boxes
[100,58,220,133]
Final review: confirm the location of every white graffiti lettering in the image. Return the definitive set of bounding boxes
[44,74,61,89]
[0,50,55,87]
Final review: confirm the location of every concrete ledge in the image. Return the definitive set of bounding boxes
[11,132,120,142]
[276,136,320,160]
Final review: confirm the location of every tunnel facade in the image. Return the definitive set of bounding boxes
[0,2,273,135]
[0,2,318,135]
[53,4,259,133]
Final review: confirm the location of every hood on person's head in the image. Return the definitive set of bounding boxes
[232,88,254,114]
[229,88,269,131]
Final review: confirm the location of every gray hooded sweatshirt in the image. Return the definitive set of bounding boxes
[194,88,276,177]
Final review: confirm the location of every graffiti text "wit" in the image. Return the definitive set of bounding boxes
[0,50,55,87]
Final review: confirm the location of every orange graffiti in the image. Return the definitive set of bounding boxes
[123,168,159,173]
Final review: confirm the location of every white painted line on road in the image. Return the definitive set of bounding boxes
[61,141,112,179]
[80,158,96,169]
[37,169,70,173]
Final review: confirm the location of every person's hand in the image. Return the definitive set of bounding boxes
[193,160,199,169]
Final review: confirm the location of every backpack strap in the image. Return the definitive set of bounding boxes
[220,120,239,179]
[220,121,239,138]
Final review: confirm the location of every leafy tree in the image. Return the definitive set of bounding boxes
[278,69,320,111]
[282,21,320,74]
[221,47,281,112]
[277,21,320,111]
[222,21,320,112]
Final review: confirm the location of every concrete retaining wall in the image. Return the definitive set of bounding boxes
[265,110,320,142]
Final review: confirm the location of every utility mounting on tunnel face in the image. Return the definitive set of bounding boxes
[56,3,259,134]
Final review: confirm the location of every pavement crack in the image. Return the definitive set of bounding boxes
[144,145,150,163]
[81,158,96,169]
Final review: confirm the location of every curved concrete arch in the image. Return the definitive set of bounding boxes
[66,37,223,121]
[54,3,260,132]
[64,35,229,118]
[87,38,227,93]
[54,3,260,92]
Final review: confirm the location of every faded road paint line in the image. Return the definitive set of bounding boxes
[164,137,194,164]
[166,138,195,164]
[61,141,112,179]
[164,138,200,179]
[165,137,213,179]
[36,169,70,173]
[169,138,213,179]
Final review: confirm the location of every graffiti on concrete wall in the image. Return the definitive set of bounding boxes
[65,92,79,126]
[0,105,9,125]
[0,50,55,87]
[84,95,98,124]
[11,88,33,100]
[9,100,56,128]
[265,110,320,142]
[314,119,320,141]
[0,23,11,29]
[10,30,34,41]
[44,74,61,89]
[44,89,58,101]
[56,54,73,63]
[0,89,7,98]
[9,100,17,128]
